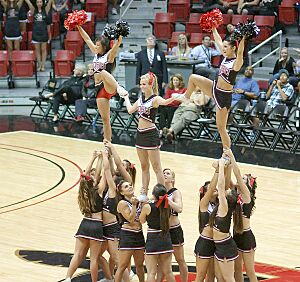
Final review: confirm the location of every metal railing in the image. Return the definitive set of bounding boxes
[119,0,134,19]
[248,30,283,68]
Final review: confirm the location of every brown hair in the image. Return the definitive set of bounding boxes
[168,74,185,90]
[198,181,211,233]
[152,184,170,237]
[78,177,96,217]
[123,159,137,186]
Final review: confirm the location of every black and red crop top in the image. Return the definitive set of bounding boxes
[137,94,157,123]
[167,188,178,216]
[218,57,238,85]
[103,190,118,216]
[213,208,233,233]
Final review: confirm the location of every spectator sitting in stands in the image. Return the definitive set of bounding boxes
[189,35,221,80]
[164,88,211,143]
[266,69,294,110]
[159,74,186,138]
[232,66,260,106]
[270,47,299,88]
[171,34,191,60]
[237,0,261,14]
[42,63,86,122]
[52,0,68,33]
[74,64,98,122]
[196,0,239,14]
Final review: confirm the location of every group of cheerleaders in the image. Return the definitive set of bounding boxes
[64,18,258,282]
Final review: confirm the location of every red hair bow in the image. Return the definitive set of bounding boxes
[237,194,243,206]
[110,40,114,49]
[249,175,257,188]
[199,186,204,194]
[130,163,135,169]
[148,72,155,85]
[81,171,91,181]
[155,194,169,209]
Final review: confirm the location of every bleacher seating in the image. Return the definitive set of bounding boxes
[52,50,76,77]
[153,13,176,40]
[278,0,298,25]
[185,13,202,34]
[64,31,85,60]
[85,0,107,20]
[168,0,190,21]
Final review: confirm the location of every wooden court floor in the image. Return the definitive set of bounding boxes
[0,131,299,281]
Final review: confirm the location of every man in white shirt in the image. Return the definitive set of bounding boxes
[189,35,221,80]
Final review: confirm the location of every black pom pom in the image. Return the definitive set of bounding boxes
[232,19,260,41]
[103,24,118,40]
[115,20,130,38]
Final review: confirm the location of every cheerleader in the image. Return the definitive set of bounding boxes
[0,0,25,58]
[118,73,175,198]
[156,168,188,282]
[139,183,175,282]
[195,171,218,282]
[209,158,243,282]
[173,28,245,149]
[26,0,53,71]
[224,149,257,282]
[77,25,122,141]
[64,151,105,282]
[114,180,145,282]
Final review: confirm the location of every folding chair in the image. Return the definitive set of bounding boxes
[250,104,289,148]
[194,105,217,141]
[231,101,268,145]
[270,107,300,151]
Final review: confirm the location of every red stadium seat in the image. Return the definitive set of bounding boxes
[0,50,9,77]
[11,50,36,77]
[52,12,60,39]
[153,13,176,40]
[279,0,298,25]
[257,80,269,91]
[0,31,3,50]
[232,15,254,25]
[168,0,190,21]
[168,32,187,49]
[186,13,202,34]
[85,0,107,20]
[189,33,211,48]
[253,16,275,43]
[81,12,96,38]
[211,55,222,68]
[64,31,85,59]
[53,50,75,77]
[20,31,28,50]
[222,14,232,25]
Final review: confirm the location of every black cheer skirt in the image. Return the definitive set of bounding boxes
[75,217,104,242]
[214,236,238,262]
[103,222,121,241]
[119,228,145,250]
[233,228,256,252]
[194,234,215,259]
[135,127,161,150]
[145,230,173,255]
[169,224,184,246]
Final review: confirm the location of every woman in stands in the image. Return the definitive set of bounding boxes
[1,0,26,58]
[159,74,185,138]
[174,28,245,149]
[117,73,176,199]
[139,183,175,282]
[224,149,258,282]
[171,34,191,59]
[26,0,53,72]
[77,25,122,141]
[209,157,243,281]
[114,180,145,282]
[64,150,106,282]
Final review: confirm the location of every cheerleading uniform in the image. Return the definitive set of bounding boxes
[102,190,121,241]
[119,199,145,250]
[233,202,256,252]
[194,202,215,259]
[213,57,238,110]
[213,208,238,262]
[4,6,22,40]
[32,9,50,43]
[167,188,184,247]
[92,52,116,99]
[145,202,173,255]
[75,190,104,242]
[135,94,160,150]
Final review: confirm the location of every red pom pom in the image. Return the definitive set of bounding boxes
[64,10,88,31]
[199,8,223,32]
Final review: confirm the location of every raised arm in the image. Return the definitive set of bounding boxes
[117,197,139,223]
[104,140,132,183]
[103,149,117,197]
[212,28,223,53]
[224,149,250,203]
[168,190,183,213]
[217,159,228,217]
[233,37,245,71]
[0,0,7,10]
[107,36,122,62]
[139,203,151,224]
[17,0,25,9]
[123,95,139,114]
[45,0,54,14]
[85,150,100,175]
[24,0,34,13]
[77,25,97,54]
[94,152,103,185]
[153,95,176,107]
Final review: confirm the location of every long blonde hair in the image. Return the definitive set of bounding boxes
[141,72,159,95]
[176,34,191,56]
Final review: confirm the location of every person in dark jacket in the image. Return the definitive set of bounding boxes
[136,34,168,96]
